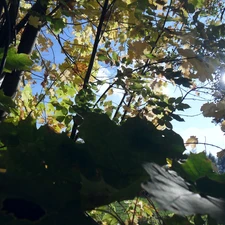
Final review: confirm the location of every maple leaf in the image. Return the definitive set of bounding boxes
[200,102,217,117]
[178,48,216,82]
[28,16,40,28]
[201,101,225,120]
[185,136,198,149]
[128,41,150,59]
[217,149,225,158]
[221,120,225,132]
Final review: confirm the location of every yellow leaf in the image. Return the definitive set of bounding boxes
[32,65,42,71]
[217,149,225,158]
[38,117,45,124]
[122,0,136,4]
[143,205,153,216]
[49,88,55,96]
[201,101,225,119]
[166,158,172,167]
[179,61,191,77]
[148,0,156,6]
[185,136,198,150]
[20,0,32,9]
[52,63,57,70]
[28,15,40,28]
[74,62,88,74]
[128,41,149,59]
[178,48,216,81]
[37,34,53,52]
[123,105,132,112]
[107,89,113,95]
[201,102,217,117]
[221,120,225,132]
[0,168,6,173]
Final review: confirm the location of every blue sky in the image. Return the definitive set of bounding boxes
[169,85,225,156]
[97,66,225,156]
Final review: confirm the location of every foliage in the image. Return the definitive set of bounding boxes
[0,0,225,224]
[217,156,225,173]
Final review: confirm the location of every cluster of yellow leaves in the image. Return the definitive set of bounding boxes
[201,101,225,119]
[128,41,151,60]
[37,34,53,52]
[178,48,218,82]
[14,84,43,121]
[201,101,225,132]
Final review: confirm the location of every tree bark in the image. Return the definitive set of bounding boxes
[0,0,48,121]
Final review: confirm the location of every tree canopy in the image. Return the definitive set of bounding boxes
[0,0,225,224]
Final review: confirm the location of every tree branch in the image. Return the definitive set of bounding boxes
[0,0,10,79]
[113,91,127,120]
[0,0,49,121]
[70,0,109,140]
[83,0,109,89]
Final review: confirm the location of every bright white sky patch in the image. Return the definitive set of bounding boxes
[221,73,225,84]
[97,67,124,98]
[166,82,225,157]
[178,126,225,156]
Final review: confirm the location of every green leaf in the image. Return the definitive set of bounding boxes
[56,116,65,122]
[157,101,168,107]
[168,97,176,104]
[98,53,108,61]
[164,214,192,225]
[176,103,191,111]
[171,114,185,122]
[112,51,119,61]
[64,115,72,125]
[50,18,65,34]
[165,121,173,129]
[78,112,185,187]
[102,213,119,225]
[145,53,156,59]
[1,48,33,71]
[194,214,205,225]
[0,90,15,113]
[152,108,162,114]
[131,83,142,89]
[189,0,204,8]
[21,84,32,103]
[174,152,214,182]
[175,96,183,104]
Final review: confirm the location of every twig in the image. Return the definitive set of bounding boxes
[93,80,117,108]
[176,112,202,117]
[131,197,139,225]
[121,95,133,122]
[25,68,68,119]
[185,142,224,151]
[113,91,127,120]
[108,204,125,225]
[83,0,109,89]
[147,197,165,225]
[70,116,78,141]
[117,201,130,219]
